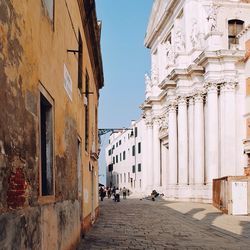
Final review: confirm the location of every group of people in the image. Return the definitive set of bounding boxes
[99,186,130,202]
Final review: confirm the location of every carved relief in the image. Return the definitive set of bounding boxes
[190,19,205,49]
[165,41,175,65]
[175,27,185,52]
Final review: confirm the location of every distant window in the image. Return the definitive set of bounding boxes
[84,71,89,151]
[78,31,83,92]
[77,139,82,198]
[116,142,118,147]
[138,142,141,154]
[119,140,121,145]
[132,145,135,156]
[128,172,130,181]
[108,149,112,156]
[43,0,54,21]
[135,127,138,137]
[40,92,54,196]
[120,174,122,183]
[132,165,135,173]
[120,153,122,161]
[123,151,126,160]
[116,155,118,163]
[228,19,244,48]
[138,163,141,172]
[124,173,126,183]
[113,157,115,164]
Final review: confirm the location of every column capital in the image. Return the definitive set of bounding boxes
[177,96,187,106]
[153,116,161,126]
[168,102,177,113]
[188,97,194,105]
[145,117,153,128]
[194,93,204,103]
[206,83,218,94]
[220,81,237,92]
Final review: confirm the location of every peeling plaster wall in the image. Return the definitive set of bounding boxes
[0,0,101,249]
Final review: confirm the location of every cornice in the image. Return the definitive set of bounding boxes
[168,64,204,81]
[159,79,176,90]
[195,50,245,66]
[144,0,181,48]
[140,101,152,111]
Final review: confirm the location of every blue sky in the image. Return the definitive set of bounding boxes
[96,0,153,184]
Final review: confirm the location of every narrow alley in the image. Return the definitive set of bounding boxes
[78,197,250,250]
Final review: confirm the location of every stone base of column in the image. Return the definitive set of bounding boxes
[163,184,212,203]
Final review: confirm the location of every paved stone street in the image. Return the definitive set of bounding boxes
[77,197,250,249]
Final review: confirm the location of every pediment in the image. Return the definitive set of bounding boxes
[145,0,170,46]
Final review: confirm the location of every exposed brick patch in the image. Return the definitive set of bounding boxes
[247,118,250,137]
[7,168,27,209]
[245,40,250,59]
[244,166,250,176]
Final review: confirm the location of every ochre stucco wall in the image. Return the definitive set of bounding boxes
[0,0,101,249]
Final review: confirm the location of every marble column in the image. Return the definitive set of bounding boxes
[178,97,188,185]
[168,104,178,185]
[188,97,194,185]
[194,93,204,184]
[206,83,219,183]
[146,119,153,189]
[220,82,236,176]
[153,118,161,187]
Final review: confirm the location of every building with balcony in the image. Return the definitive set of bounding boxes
[141,0,250,202]
[0,0,103,249]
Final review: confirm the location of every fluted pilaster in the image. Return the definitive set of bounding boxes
[177,97,188,185]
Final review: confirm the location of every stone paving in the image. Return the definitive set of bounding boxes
[77,197,250,249]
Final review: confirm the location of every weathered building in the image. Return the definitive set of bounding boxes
[0,0,103,249]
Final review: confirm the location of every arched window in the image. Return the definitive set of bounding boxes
[228,19,244,49]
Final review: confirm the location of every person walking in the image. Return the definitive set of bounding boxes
[107,187,111,198]
[99,187,105,201]
[115,188,120,202]
[122,187,127,199]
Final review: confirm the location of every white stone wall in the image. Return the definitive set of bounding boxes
[142,0,250,202]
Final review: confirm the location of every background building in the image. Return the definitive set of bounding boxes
[105,119,147,194]
[140,0,250,202]
[0,0,103,249]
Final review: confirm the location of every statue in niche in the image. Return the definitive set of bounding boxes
[165,41,175,65]
[151,66,158,86]
[145,73,152,98]
[190,19,199,48]
[175,27,185,52]
[207,4,218,32]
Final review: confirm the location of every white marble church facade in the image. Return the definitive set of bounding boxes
[141,0,250,202]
